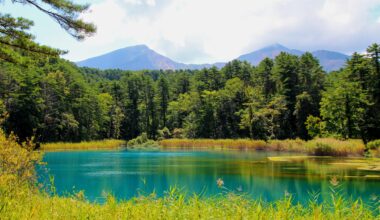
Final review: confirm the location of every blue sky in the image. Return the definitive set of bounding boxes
[1,0,380,63]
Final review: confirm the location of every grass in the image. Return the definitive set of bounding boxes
[1,187,379,219]
[159,138,366,157]
[40,139,126,151]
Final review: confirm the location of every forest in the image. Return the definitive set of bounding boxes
[1,44,379,145]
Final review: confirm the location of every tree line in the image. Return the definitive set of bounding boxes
[0,44,379,144]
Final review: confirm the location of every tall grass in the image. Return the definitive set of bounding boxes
[41,139,126,151]
[159,138,267,150]
[160,138,365,156]
[1,184,379,219]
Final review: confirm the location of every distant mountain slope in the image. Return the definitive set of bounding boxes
[237,44,349,72]
[237,43,304,65]
[311,50,349,72]
[77,45,186,70]
[77,44,349,72]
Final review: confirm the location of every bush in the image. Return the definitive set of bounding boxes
[0,129,42,186]
[305,116,325,138]
[172,128,184,139]
[127,133,159,148]
[312,143,333,156]
[366,139,380,150]
[157,127,171,140]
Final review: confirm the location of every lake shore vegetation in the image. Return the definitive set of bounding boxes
[159,138,368,157]
[40,139,126,151]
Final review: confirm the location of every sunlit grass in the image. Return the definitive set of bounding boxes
[1,184,379,220]
[159,138,365,156]
[159,139,267,150]
[40,139,126,151]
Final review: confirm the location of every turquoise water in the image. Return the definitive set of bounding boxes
[38,150,380,204]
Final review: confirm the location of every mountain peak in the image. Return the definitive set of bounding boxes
[128,44,149,49]
[264,43,288,50]
[77,44,188,70]
[77,44,349,72]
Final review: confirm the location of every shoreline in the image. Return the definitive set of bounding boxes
[37,137,380,158]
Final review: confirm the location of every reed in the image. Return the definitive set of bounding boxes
[159,138,267,150]
[305,138,364,156]
[159,138,365,156]
[40,139,126,151]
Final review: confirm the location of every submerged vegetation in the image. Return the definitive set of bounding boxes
[40,139,126,151]
[160,138,366,157]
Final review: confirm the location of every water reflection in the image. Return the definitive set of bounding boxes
[38,150,380,203]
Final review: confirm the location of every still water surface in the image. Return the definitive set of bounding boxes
[39,150,380,203]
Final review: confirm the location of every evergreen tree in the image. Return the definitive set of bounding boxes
[157,75,169,128]
[0,0,95,63]
[272,52,299,138]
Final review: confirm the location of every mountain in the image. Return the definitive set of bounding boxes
[237,43,304,65]
[77,44,349,72]
[77,45,186,70]
[237,44,349,72]
[311,50,349,72]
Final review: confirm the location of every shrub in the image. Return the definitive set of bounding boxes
[312,143,333,156]
[305,116,325,138]
[0,129,42,186]
[127,133,159,148]
[172,128,184,138]
[157,127,171,140]
[367,139,380,150]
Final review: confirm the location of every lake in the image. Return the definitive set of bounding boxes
[38,150,380,204]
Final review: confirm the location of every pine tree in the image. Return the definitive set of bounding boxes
[0,0,96,63]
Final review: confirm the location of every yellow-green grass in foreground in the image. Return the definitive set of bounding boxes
[159,138,366,157]
[1,186,379,220]
[40,139,126,151]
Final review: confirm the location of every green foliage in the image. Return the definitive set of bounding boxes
[320,68,371,139]
[305,116,325,138]
[367,139,380,150]
[127,132,159,148]
[1,43,380,145]
[0,128,42,186]
[0,0,95,64]
[157,127,171,140]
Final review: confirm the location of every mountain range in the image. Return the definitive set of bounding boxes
[77,44,349,72]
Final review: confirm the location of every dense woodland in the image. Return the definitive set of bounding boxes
[0,44,379,144]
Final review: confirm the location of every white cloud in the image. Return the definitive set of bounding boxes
[64,0,380,63]
[123,0,156,6]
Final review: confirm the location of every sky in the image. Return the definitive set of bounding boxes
[1,0,380,64]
